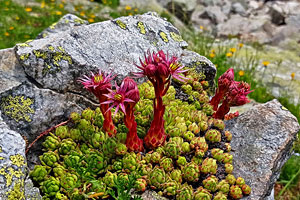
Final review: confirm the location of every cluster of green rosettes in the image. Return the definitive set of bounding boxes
[30,70,251,200]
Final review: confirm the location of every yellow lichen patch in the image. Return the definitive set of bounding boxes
[17,43,30,47]
[159,31,169,43]
[49,22,57,29]
[115,20,127,30]
[137,21,146,34]
[48,46,55,52]
[170,32,183,42]
[0,166,24,187]
[0,146,3,160]
[10,155,25,167]
[33,50,47,59]
[74,18,85,24]
[1,95,34,122]
[20,53,29,61]
[42,33,48,38]
[6,179,25,200]
[58,46,65,53]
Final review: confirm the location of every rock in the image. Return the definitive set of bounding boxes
[286,14,300,29]
[36,14,89,39]
[232,2,247,17]
[24,177,42,200]
[226,99,300,200]
[164,0,197,23]
[217,14,269,38]
[200,6,228,24]
[0,48,26,93]
[0,112,41,199]
[15,12,188,93]
[191,5,215,30]
[157,0,197,12]
[179,49,216,92]
[269,3,286,25]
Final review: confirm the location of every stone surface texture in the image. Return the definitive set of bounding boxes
[226,99,300,200]
[0,112,41,199]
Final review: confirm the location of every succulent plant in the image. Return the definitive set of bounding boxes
[225,163,234,174]
[184,131,195,141]
[190,137,208,152]
[241,184,251,195]
[64,154,81,169]
[170,169,182,183]
[199,121,209,132]
[59,138,77,155]
[151,151,162,164]
[168,127,182,137]
[103,171,117,188]
[213,192,227,200]
[164,141,181,159]
[160,157,174,172]
[217,180,230,194]
[89,179,107,195]
[226,174,236,185]
[81,108,95,121]
[55,125,70,139]
[176,156,187,167]
[224,131,232,142]
[192,156,203,165]
[201,158,218,174]
[183,162,200,182]
[70,112,81,123]
[40,151,59,167]
[205,129,221,143]
[102,137,117,158]
[148,166,166,189]
[42,133,61,151]
[230,185,243,199]
[188,122,200,134]
[235,177,245,187]
[163,179,179,196]
[84,152,107,174]
[222,153,233,164]
[40,176,60,197]
[169,136,184,146]
[90,131,106,148]
[203,176,218,192]
[202,104,214,116]
[224,143,231,152]
[194,187,212,200]
[112,160,123,172]
[135,178,147,192]
[60,173,78,190]
[30,165,50,182]
[213,119,225,130]
[211,148,224,162]
[53,163,66,177]
[69,128,82,142]
[176,183,194,200]
[122,152,140,172]
[181,142,191,153]
[115,143,128,155]
[55,192,68,200]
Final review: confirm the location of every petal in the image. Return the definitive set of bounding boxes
[100,100,114,105]
[120,103,126,115]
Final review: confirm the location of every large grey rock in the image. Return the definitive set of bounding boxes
[232,2,247,17]
[226,99,300,200]
[0,112,40,199]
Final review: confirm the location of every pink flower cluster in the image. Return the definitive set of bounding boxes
[210,68,253,120]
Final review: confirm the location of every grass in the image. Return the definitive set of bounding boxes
[0,0,300,199]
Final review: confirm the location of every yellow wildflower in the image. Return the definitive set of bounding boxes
[24,35,30,39]
[88,18,95,23]
[41,1,45,8]
[4,32,10,37]
[55,11,62,15]
[134,8,138,12]
[215,64,218,68]
[239,43,244,48]
[226,52,233,57]
[59,4,64,9]
[291,72,295,80]
[211,49,215,54]
[9,26,14,30]
[4,7,9,11]
[200,25,204,30]
[230,48,236,53]
[125,5,132,10]
[5,1,9,5]
[25,7,32,12]
[262,61,270,67]
[209,53,215,58]
[128,13,133,16]
[15,16,20,20]
[90,14,96,18]
[238,70,245,77]
[80,11,85,17]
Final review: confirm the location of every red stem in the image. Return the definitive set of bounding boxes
[25,120,69,154]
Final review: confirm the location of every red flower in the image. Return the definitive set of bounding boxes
[78,70,115,98]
